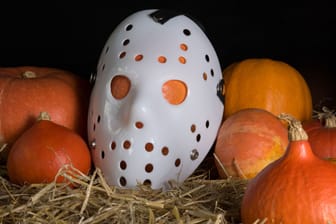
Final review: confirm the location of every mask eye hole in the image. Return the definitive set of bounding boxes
[110,75,131,100]
[162,80,187,105]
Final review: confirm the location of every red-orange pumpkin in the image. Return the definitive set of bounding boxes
[0,66,91,161]
[303,107,336,160]
[214,108,289,179]
[7,112,92,185]
[241,114,336,223]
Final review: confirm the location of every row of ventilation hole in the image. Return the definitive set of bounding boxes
[100,23,216,80]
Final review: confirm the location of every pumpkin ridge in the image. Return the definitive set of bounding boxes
[0,77,17,143]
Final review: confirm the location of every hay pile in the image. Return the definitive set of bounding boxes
[0,156,247,224]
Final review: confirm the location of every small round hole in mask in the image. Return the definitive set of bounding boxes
[125,24,133,31]
[196,134,201,142]
[205,54,210,62]
[123,39,130,46]
[119,51,126,59]
[123,140,131,149]
[203,72,208,80]
[119,176,127,186]
[190,124,196,133]
[110,75,131,100]
[111,141,116,150]
[205,120,210,128]
[158,56,167,63]
[145,143,154,152]
[183,29,191,36]
[180,43,188,51]
[162,80,187,105]
[175,158,181,167]
[161,146,169,156]
[145,163,153,173]
[135,54,143,61]
[135,121,144,129]
[120,160,127,170]
[178,56,186,64]
[143,179,152,186]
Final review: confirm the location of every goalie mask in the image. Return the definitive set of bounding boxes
[88,9,224,189]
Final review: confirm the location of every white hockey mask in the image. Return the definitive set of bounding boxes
[88,9,224,190]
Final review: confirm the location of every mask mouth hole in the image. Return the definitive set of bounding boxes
[162,80,187,105]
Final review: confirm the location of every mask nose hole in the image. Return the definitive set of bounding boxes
[110,75,131,100]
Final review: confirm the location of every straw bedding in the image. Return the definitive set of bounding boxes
[0,156,247,224]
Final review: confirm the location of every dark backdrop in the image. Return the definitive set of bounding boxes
[0,7,335,108]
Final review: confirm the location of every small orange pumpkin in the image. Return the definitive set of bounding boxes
[0,66,91,161]
[223,58,313,122]
[214,108,288,179]
[241,114,336,223]
[7,112,92,185]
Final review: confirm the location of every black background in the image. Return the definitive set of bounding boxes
[0,6,335,108]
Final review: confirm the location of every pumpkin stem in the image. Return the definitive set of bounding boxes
[278,113,308,141]
[314,106,336,128]
[22,71,37,78]
[37,112,51,121]
[325,117,336,128]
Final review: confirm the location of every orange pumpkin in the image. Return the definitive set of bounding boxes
[214,108,288,179]
[7,112,92,185]
[0,66,91,161]
[223,58,313,122]
[241,114,336,223]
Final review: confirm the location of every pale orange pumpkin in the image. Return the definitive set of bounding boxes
[223,58,313,122]
[241,114,336,223]
[0,66,91,162]
[214,108,289,179]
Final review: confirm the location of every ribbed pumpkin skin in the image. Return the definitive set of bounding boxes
[214,108,288,179]
[241,140,336,224]
[223,58,313,122]
[0,66,90,161]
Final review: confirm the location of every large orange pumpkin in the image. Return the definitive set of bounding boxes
[241,114,336,223]
[223,58,313,122]
[0,66,91,161]
[214,108,289,179]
